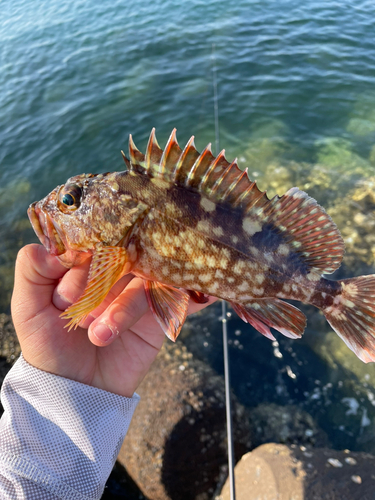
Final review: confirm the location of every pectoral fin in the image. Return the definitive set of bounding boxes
[61,246,132,330]
[186,290,210,304]
[231,298,306,340]
[144,281,190,341]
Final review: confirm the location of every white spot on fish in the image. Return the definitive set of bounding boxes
[243,217,262,236]
[151,177,171,189]
[206,255,217,267]
[233,261,246,274]
[237,281,250,291]
[213,226,224,237]
[215,269,224,279]
[307,272,320,282]
[196,220,209,233]
[199,273,212,283]
[255,274,265,284]
[277,244,289,256]
[200,197,216,212]
[208,282,219,293]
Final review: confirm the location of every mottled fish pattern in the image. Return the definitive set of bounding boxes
[28,129,375,363]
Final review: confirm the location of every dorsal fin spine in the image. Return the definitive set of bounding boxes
[128,135,145,170]
[172,136,196,183]
[221,164,247,201]
[200,149,226,190]
[210,159,238,195]
[186,143,212,187]
[233,181,256,207]
[145,128,163,174]
[121,150,131,170]
[159,128,177,177]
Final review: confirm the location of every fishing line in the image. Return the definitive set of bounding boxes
[212,43,236,500]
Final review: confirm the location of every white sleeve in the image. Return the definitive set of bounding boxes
[0,355,140,500]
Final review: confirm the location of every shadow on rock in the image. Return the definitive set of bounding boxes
[118,341,251,500]
[219,443,375,500]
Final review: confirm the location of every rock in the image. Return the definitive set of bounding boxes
[249,403,329,449]
[0,314,21,365]
[118,341,251,500]
[328,176,375,274]
[0,314,20,413]
[218,443,375,500]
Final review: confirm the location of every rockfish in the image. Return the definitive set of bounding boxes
[28,129,375,363]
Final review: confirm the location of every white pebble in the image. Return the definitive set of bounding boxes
[327,458,343,468]
[345,457,357,465]
[351,475,362,484]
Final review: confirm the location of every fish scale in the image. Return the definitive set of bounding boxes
[28,128,375,363]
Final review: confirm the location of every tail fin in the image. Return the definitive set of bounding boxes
[323,276,375,363]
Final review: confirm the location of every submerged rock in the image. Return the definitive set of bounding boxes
[218,444,375,500]
[118,340,251,500]
[327,176,375,274]
[249,403,329,449]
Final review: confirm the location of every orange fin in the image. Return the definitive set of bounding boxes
[145,127,163,173]
[263,187,345,274]
[61,247,131,331]
[186,290,210,304]
[324,275,375,363]
[128,134,145,172]
[159,128,181,179]
[231,298,306,340]
[144,281,190,341]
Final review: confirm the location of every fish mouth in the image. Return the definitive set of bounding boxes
[28,202,66,256]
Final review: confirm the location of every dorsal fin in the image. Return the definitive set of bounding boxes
[145,128,163,174]
[121,150,131,170]
[159,128,182,180]
[122,129,269,212]
[128,134,145,173]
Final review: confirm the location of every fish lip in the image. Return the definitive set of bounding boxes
[28,202,66,256]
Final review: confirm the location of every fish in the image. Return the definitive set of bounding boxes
[28,128,375,363]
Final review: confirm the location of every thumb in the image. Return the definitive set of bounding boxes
[12,244,68,324]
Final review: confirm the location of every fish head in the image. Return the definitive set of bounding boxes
[28,171,147,267]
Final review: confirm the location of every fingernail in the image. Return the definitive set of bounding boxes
[53,290,72,310]
[93,323,115,343]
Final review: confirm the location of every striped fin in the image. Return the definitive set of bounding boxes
[144,280,190,341]
[122,129,270,211]
[121,150,131,170]
[145,127,163,174]
[186,143,215,189]
[231,299,307,340]
[60,247,131,331]
[262,187,345,274]
[158,128,182,180]
[324,275,375,363]
[173,136,200,185]
[128,135,145,173]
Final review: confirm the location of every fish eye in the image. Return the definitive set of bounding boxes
[58,184,82,213]
[62,193,75,206]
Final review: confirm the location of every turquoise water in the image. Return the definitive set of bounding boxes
[2,0,375,458]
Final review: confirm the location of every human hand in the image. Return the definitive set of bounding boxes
[11,244,216,397]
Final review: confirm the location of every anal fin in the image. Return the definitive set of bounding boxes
[144,281,190,341]
[61,246,132,330]
[231,298,306,340]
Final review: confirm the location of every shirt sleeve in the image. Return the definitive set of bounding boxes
[0,355,140,500]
